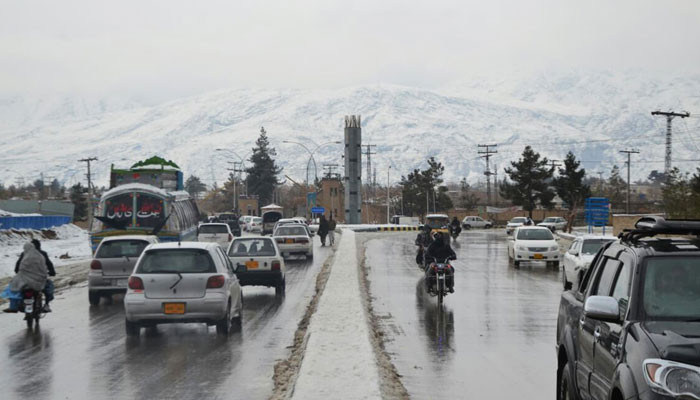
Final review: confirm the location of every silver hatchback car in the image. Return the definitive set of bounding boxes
[89,235,159,305]
[124,242,243,336]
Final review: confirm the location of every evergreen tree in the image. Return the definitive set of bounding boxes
[245,127,282,205]
[185,175,207,199]
[70,183,88,221]
[399,157,451,216]
[605,165,626,210]
[458,178,478,209]
[499,146,555,218]
[662,168,700,218]
[552,152,591,232]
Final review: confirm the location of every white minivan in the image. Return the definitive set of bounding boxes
[198,223,233,248]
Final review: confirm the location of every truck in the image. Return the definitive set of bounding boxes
[390,215,420,225]
[556,217,700,400]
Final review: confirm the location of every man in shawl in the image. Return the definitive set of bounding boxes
[2,242,48,312]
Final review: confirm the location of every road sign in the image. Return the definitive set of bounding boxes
[311,207,325,214]
[585,197,610,234]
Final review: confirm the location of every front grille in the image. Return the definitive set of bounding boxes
[528,247,548,252]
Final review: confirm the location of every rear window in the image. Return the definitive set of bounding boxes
[582,239,614,255]
[253,217,262,223]
[426,217,449,229]
[199,225,229,234]
[229,238,276,257]
[275,226,308,236]
[263,212,282,223]
[137,249,216,273]
[517,229,554,240]
[97,240,149,258]
[511,217,527,223]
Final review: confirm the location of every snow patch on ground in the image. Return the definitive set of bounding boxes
[0,224,91,278]
[292,229,381,400]
[0,208,41,216]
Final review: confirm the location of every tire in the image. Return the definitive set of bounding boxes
[514,261,520,269]
[89,291,101,306]
[486,224,492,229]
[437,278,444,306]
[231,297,242,332]
[550,261,560,269]
[306,252,314,260]
[275,278,286,296]
[558,361,577,400]
[125,319,140,336]
[216,303,232,335]
[25,315,34,329]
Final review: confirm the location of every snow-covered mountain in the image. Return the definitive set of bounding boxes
[1,70,699,188]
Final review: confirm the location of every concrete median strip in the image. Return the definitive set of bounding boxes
[291,229,381,400]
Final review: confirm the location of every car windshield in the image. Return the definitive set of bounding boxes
[426,217,449,229]
[275,226,308,236]
[516,229,553,240]
[543,218,557,222]
[581,239,614,255]
[511,217,527,223]
[229,238,276,257]
[199,225,228,234]
[137,249,216,273]
[642,256,700,320]
[97,240,149,258]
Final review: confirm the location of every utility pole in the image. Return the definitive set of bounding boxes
[651,110,690,175]
[478,144,498,207]
[323,163,339,179]
[619,150,639,214]
[79,157,98,229]
[364,144,376,197]
[548,160,562,172]
[386,166,391,224]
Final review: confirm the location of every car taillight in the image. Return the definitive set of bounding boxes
[206,275,226,289]
[90,260,102,270]
[271,261,281,271]
[128,276,144,290]
[275,238,284,243]
[295,238,308,244]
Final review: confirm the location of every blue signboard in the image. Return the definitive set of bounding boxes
[585,197,610,234]
[311,207,325,214]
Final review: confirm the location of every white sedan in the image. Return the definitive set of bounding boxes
[508,226,560,268]
[227,236,286,295]
[538,217,568,231]
[562,235,616,289]
[506,217,532,235]
[273,224,314,259]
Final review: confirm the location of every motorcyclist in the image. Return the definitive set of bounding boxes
[424,231,456,293]
[15,239,55,312]
[414,224,432,265]
[2,242,48,312]
[449,216,462,237]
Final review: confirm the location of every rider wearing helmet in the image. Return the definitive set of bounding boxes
[449,216,462,236]
[424,231,456,293]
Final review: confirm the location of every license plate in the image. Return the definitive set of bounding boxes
[533,253,544,259]
[116,279,128,287]
[245,260,259,270]
[285,239,294,244]
[163,303,185,314]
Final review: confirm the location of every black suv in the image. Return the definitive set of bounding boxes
[556,217,700,400]
[218,213,242,237]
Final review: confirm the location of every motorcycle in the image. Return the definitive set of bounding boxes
[449,225,461,242]
[425,258,454,305]
[20,288,45,329]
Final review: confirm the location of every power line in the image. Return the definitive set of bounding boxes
[478,144,498,206]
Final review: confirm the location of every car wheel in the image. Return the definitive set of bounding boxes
[307,252,314,260]
[89,291,101,306]
[275,278,286,296]
[216,303,232,335]
[558,361,577,400]
[486,224,492,229]
[550,261,560,269]
[513,260,520,269]
[125,319,140,336]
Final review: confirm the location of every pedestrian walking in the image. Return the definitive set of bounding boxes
[318,215,329,247]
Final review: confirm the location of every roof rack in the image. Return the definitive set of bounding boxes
[619,216,700,243]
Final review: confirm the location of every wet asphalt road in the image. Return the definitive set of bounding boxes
[0,240,333,400]
[363,230,563,399]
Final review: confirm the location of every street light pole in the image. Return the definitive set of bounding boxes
[386,166,391,224]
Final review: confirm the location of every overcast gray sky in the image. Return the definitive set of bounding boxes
[1,0,699,101]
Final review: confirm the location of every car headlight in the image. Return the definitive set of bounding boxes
[516,245,528,251]
[549,245,559,251]
[644,359,700,399]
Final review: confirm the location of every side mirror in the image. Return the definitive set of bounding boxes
[568,248,579,256]
[584,296,620,322]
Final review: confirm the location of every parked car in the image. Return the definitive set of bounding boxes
[556,217,700,400]
[538,216,568,231]
[248,217,263,233]
[124,242,243,336]
[507,226,560,268]
[227,236,286,294]
[562,235,617,290]
[197,223,233,248]
[506,217,532,235]
[273,224,314,259]
[461,216,493,229]
[88,235,160,305]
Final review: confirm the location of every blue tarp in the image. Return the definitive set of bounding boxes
[0,216,72,230]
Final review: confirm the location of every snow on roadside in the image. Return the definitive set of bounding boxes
[292,229,381,400]
[0,224,91,278]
